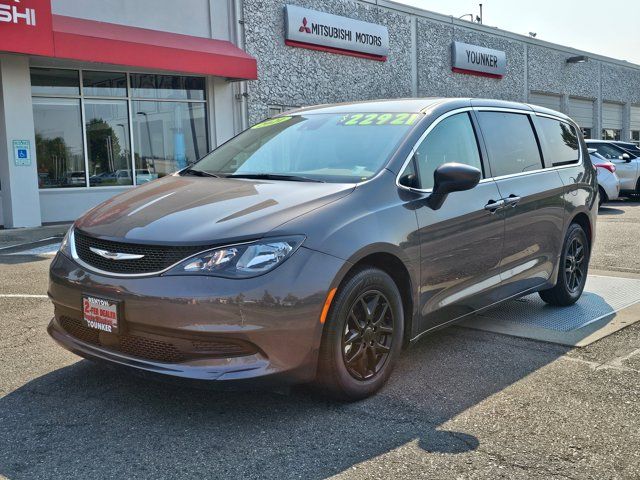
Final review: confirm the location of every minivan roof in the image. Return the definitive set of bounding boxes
[283,97,572,121]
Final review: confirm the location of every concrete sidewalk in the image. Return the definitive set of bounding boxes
[0,224,71,250]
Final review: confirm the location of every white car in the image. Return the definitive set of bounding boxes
[115,169,158,185]
[586,140,640,196]
[589,150,620,207]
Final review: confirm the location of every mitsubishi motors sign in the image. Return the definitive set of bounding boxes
[0,0,54,56]
[284,4,389,61]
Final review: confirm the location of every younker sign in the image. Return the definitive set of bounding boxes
[284,4,389,61]
[451,41,506,78]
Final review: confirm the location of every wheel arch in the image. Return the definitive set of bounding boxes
[569,211,593,251]
[330,244,418,346]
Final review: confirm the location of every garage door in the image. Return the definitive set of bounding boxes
[568,98,593,128]
[602,102,623,129]
[602,102,623,140]
[568,98,594,138]
[529,93,562,112]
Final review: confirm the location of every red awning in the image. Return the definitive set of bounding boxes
[51,16,257,80]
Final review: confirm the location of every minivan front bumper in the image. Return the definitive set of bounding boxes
[47,246,347,386]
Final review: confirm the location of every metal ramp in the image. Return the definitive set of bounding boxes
[460,275,640,346]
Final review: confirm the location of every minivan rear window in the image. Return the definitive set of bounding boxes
[477,112,543,177]
[536,117,579,166]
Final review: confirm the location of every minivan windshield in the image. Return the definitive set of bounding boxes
[190,113,422,183]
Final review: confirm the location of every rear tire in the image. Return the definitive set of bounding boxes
[539,223,589,306]
[316,267,403,401]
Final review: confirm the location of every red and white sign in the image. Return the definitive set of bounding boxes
[0,0,257,79]
[0,0,53,56]
[83,295,120,334]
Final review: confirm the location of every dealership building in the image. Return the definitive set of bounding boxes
[2,0,640,228]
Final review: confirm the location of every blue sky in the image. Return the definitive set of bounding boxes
[397,0,640,65]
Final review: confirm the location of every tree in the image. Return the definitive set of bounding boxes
[86,118,123,174]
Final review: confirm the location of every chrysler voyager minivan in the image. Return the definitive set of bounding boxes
[48,98,597,400]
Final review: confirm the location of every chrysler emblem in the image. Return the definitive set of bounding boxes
[89,247,144,261]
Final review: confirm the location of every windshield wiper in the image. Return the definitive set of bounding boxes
[181,168,220,178]
[227,173,325,183]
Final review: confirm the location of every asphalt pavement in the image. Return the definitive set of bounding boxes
[0,202,639,479]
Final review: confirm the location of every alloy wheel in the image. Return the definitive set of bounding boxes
[342,290,394,380]
[564,236,586,293]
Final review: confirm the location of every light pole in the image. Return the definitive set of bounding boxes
[136,111,154,170]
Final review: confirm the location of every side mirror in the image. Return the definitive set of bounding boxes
[426,163,482,210]
[622,153,631,162]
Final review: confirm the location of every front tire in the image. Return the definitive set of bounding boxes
[539,223,589,306]
[316,267,404,401]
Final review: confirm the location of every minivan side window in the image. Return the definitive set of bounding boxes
[476,112,543,177]
[536,117,580,166]
[412,112,483,190]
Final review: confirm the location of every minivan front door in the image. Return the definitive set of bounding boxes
[408,111,505,333]
[475,111,566,297]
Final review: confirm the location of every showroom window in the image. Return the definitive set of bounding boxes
[631,130,640,146]
[31,68,208,188]
[602,129,621,141]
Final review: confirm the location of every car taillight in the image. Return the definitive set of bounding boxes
[596,163,616,174]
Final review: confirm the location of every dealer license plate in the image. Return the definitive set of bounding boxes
[82,295,120,334]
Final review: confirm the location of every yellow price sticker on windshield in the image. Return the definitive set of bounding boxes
[338,113,420,126]
[251,116,293,129]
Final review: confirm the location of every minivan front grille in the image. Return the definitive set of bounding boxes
[74,230,210,274]
[59,316,258,363]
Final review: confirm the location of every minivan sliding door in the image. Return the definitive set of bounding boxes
[474,110,565,297]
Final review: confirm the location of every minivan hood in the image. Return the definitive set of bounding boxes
[76,175,355,244]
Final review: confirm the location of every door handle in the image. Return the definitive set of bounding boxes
[504,195,521,207]
[484,199,505,213]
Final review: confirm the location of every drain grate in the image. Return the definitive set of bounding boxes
[477,275,640,332]
[461,275,640,346]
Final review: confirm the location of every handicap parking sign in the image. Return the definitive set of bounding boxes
[13,140,31,166]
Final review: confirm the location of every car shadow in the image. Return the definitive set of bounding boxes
[0,327,569,479]
[0,254,56,266]
[598,205,626,215]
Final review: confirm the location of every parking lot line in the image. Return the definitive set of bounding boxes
[0,294,49,299]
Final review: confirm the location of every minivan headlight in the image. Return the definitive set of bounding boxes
[59,225,74,258]
[165,236,305,278]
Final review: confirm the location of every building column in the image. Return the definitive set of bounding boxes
[0,55,41,228]
[561,94,570,115]
[595,62,603,139]
[622,103,631,141]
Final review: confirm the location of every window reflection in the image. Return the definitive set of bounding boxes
[85,100,132,186]
[30,68,208,188]
[130,74,205,100]
[132,101,207,182]
[83,71,127,97]
[31,68,79,96]
[33,98,85,188]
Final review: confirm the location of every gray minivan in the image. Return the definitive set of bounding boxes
[48,98,597,400]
